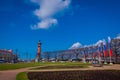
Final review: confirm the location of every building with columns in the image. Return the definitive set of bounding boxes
[0,49,18,63]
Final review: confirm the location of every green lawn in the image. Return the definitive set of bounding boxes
[0,62,90,71]
[31,62,90,70]
[0,62,41,70]
[16,72,28,80]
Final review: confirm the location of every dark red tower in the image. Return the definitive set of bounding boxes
[37,40,41,62]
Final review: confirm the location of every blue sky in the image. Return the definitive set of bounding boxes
[0,0,120,59]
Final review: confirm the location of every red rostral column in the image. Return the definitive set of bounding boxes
[37,40,41,62]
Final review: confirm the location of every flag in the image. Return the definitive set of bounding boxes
[93,52,96,58]
[103,39,107,57]
[108,36,113,57]
[83,49,86,58]
[98,44,102,58]
[88,53,90,58]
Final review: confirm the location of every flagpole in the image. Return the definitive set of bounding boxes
[109,54,112,64]
[83,48,86,63]
[108,36,113,65]
[98,44,102,64]
[104,52,107,64]
[99,53,101,64]
[104,51,107,64]
[91,45,94,64]
[103,39,107,64]
[109,49,113,64]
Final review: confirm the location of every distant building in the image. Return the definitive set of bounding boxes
[0,49,18,63]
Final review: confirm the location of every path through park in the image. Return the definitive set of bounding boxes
[0,64,120,80]
[0,67,31,80]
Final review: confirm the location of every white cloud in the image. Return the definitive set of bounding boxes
[31,18,58,29]
[115,33,120,39]
[84,44,93,47]
[108,36,111,43]
[95,40,103,46]
[31,0,71,29]
[69,39,104,49]
[69,42,82,49]
[103,39,106,45]
[69,39,105,49]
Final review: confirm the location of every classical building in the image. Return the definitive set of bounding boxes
[0,49,18,63]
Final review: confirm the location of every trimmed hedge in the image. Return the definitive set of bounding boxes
[28,70,120,80]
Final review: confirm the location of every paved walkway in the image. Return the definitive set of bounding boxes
[0,64,120,80]
[0,67,35,80]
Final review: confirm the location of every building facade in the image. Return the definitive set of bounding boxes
[0,49,18,63]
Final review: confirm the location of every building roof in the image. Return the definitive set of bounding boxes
[0,49,12,54]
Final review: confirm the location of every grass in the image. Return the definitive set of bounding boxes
[32,65,87,70]
[31,62,90,70]
[0,62,90,71]
[16,72,28,80]
[0,62,41,70]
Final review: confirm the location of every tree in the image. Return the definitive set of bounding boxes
[74,49,80,59]
[58,53,65,61]
[54,53,58,62]
[44,52,50,62]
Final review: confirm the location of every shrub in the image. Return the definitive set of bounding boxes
[28,70,120,80]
